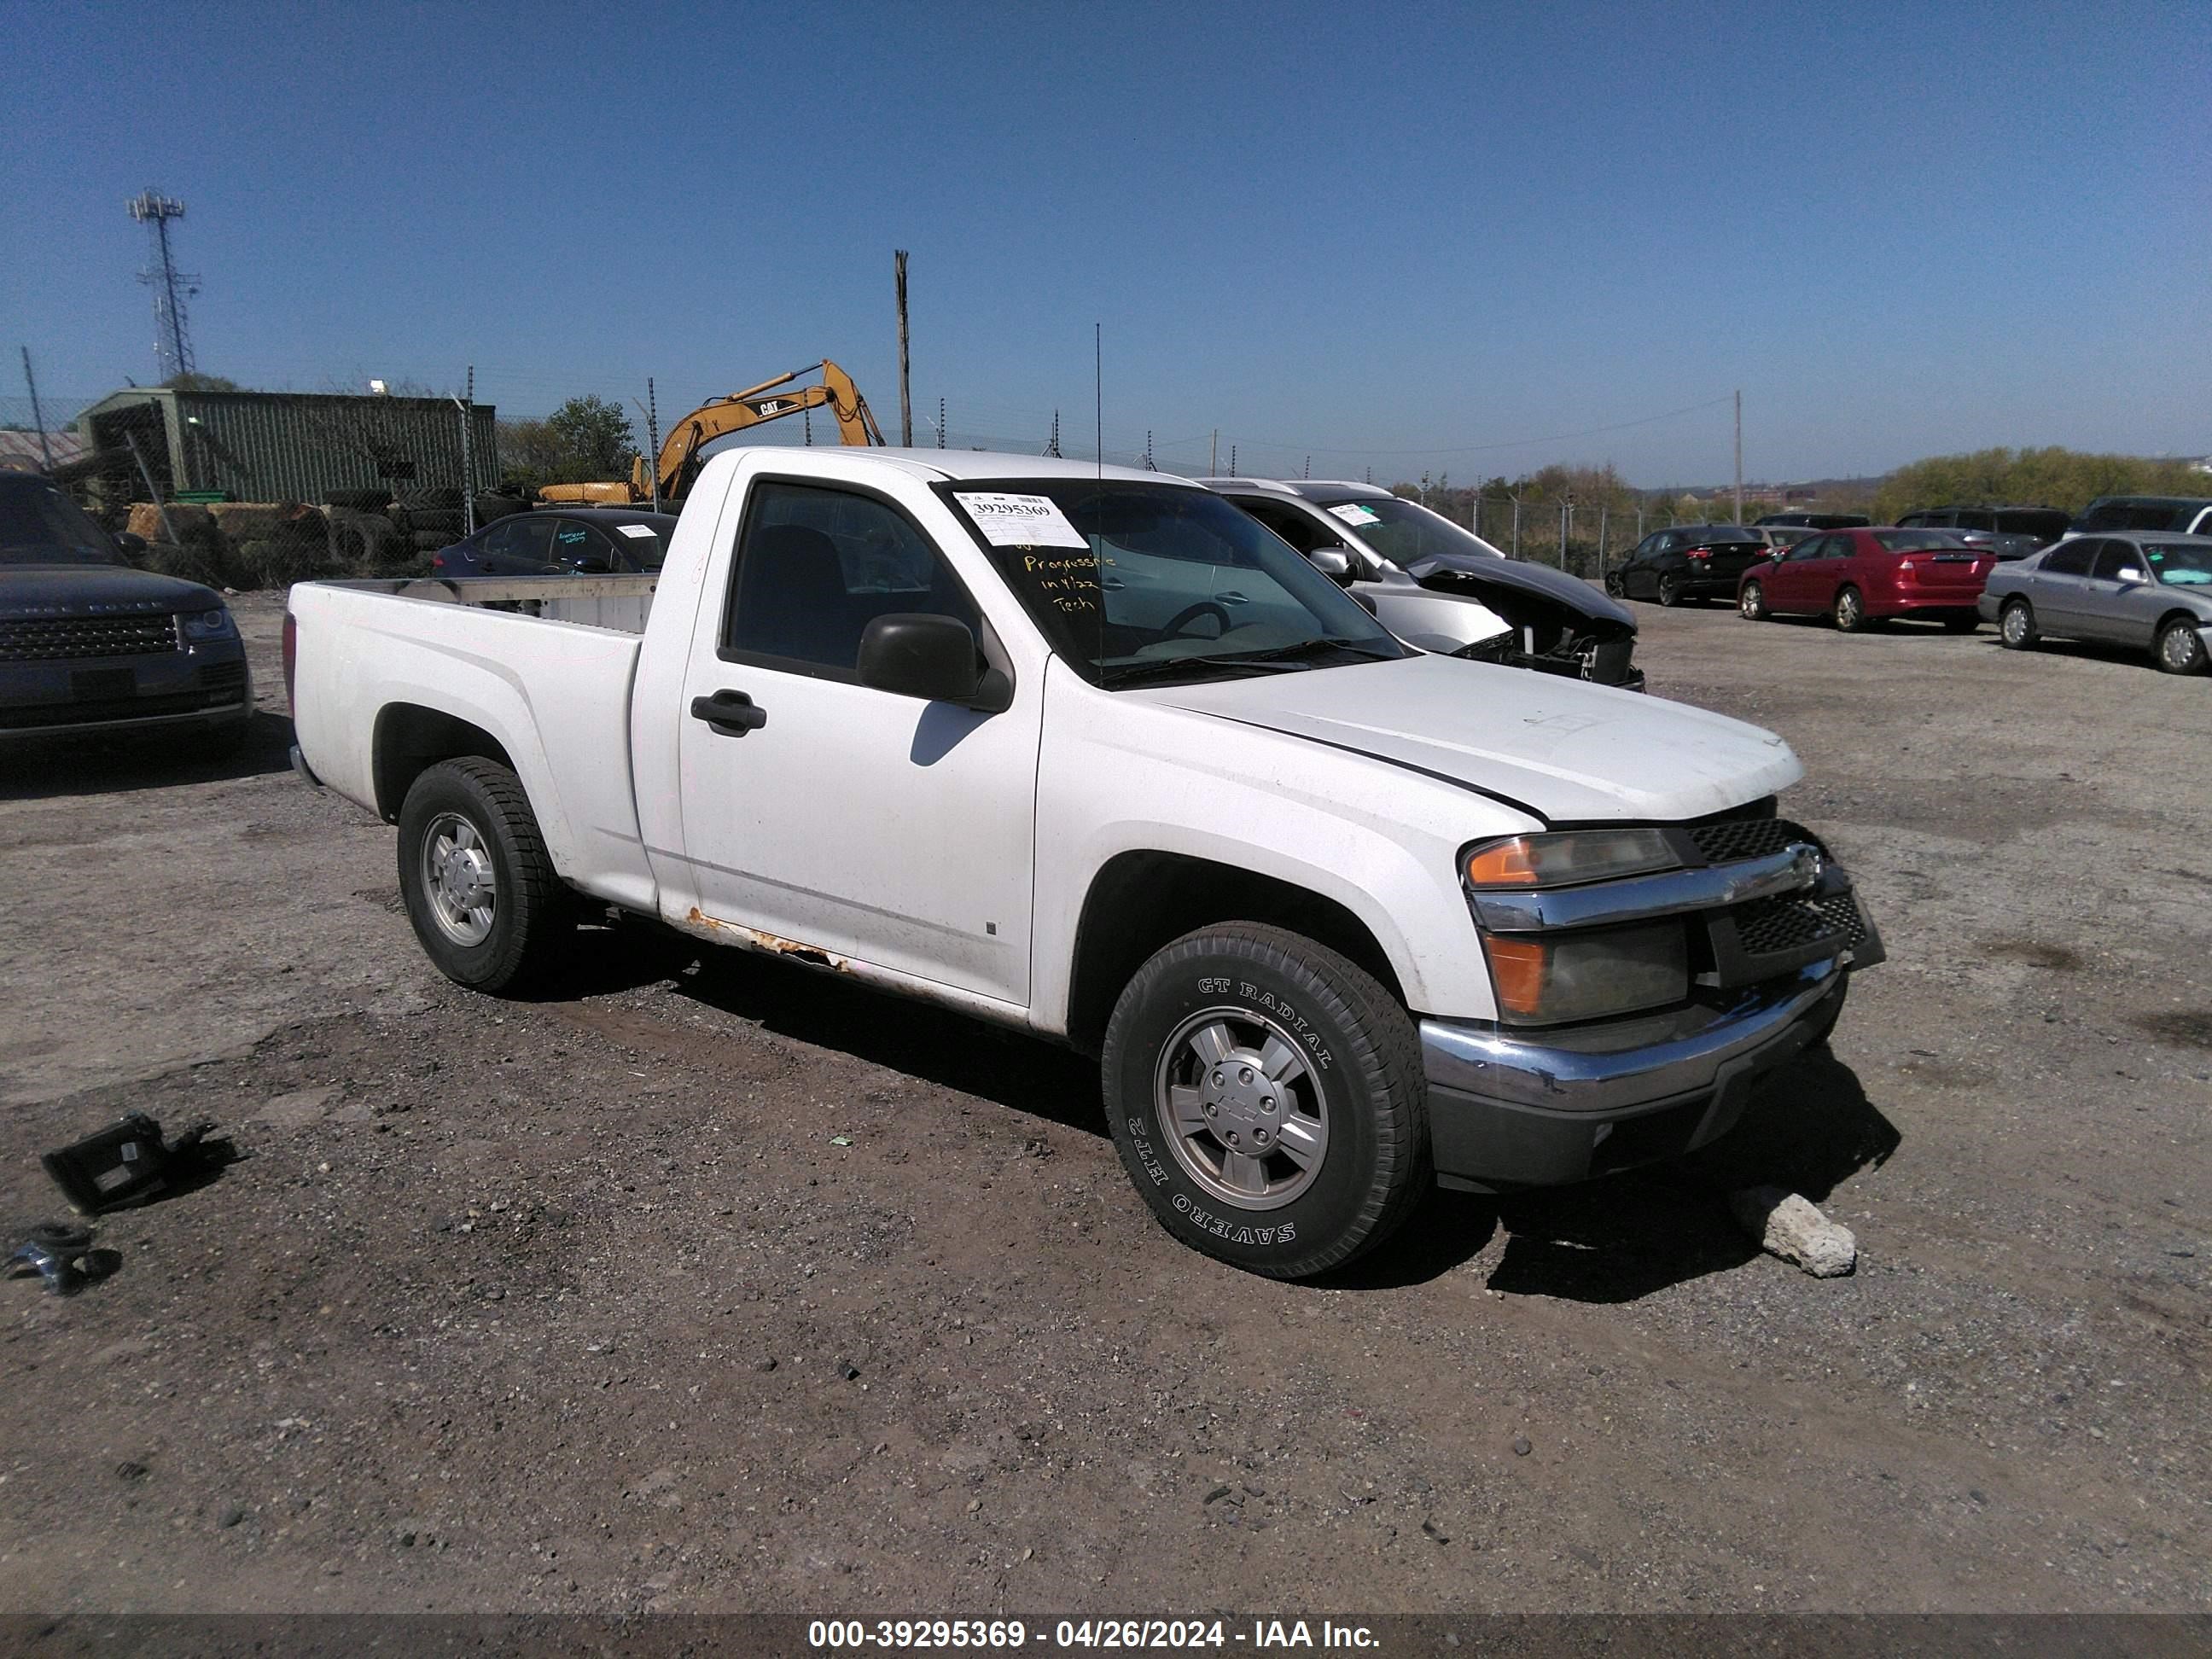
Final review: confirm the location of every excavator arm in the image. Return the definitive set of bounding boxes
[539,360,885,507]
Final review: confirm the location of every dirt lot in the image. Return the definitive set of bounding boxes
[0,590,2205,1617]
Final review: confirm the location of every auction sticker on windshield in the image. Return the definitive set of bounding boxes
[1327,504,1381,526]
[614,524,657,539]
[955,492,1091,549]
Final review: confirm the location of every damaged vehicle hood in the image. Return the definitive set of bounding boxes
[1398,552,1636,627]
[1131,654,1801,824]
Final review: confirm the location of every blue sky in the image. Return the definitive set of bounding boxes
[6,2,2206,486]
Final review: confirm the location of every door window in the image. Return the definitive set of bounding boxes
[2089,542,2143,582]
[550,519,620,570]
[723,481,981,677]
[492,516,557,570]
[1236,498,1338,557]
[2041,540,2096,577]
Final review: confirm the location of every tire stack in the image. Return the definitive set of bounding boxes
[392,486,467,554]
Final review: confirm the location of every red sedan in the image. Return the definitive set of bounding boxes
[1737,527,1995,632]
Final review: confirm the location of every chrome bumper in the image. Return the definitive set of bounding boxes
[1419,958,1849,1190]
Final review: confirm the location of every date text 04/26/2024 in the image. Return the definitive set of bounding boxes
[806,1620,1380,1650]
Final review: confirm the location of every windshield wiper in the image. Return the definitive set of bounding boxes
[1208,637,1402,667]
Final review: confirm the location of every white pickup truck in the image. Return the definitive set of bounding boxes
[288,448,1883,1278]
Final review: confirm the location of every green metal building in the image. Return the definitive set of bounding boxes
[74,387,498,504]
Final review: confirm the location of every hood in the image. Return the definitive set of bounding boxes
[1133,654,1801,824]
[0,564,224,620]
[1402,552,1636,628]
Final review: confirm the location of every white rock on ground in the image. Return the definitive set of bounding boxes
[1730,1185,1858,1277]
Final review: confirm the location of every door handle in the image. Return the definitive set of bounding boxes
[690,689,768,736]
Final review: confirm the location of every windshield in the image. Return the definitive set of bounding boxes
[1322,496,1508,568]
[2143,542,2212,586]
[942,480,1403,687]
[1873,530,1973,552]
[0,480,125,567]
[607,517,674,568]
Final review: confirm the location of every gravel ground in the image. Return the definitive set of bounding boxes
[0,589,2203,1616]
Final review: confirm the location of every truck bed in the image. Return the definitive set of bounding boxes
[288,573,666,912]
[321,573,661,636]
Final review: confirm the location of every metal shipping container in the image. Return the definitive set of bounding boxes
[74,387,498,504]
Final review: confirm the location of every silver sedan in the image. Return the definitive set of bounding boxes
[1980,531,2212,674]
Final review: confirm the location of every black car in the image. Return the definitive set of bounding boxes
[431,507,678,578]
[1895,504,2069,560]
[0,472,252,748]
[1606,524,1772,605]
[1753,511,1871,530]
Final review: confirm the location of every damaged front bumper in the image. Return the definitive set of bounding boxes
[1418,821,1883,1190]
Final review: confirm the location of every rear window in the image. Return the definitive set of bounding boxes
[1873,530,1972,552]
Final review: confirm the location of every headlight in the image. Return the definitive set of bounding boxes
[180,608,237,643]
[1482,922,1688,1025]
[1464,829,1678,888]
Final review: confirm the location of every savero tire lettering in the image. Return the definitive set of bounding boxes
[1171,1193,1295,1246]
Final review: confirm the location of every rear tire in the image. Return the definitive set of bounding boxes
[1656,571,1684,608]
[2156,615,2209,675]
[1738,580,1768,620]
[1999,597,2038,650]
[1833,585,1871,632]
[1101,923,1429,1279]
[397,758,572,994]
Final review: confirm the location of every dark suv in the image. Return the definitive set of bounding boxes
[0,473,252,748]
[1895,504,2070,561]
[1753,511,1871,530]
[2073,496,2212,537]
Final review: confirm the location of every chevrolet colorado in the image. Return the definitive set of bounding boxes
[287,449,1882,1277]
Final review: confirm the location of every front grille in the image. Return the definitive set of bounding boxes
[1807,890,1871,949]
[0,612,179,662]
[1734,893,1849,955]
[1687,815,1811,864]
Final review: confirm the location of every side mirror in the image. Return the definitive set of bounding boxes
[2117,568,2145,585]
[1307,546,1356,586]
[858,614,1010,712]
[570,557,613,574]
[114,530,148,559]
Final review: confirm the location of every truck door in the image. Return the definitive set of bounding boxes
[673,477,1042,1008]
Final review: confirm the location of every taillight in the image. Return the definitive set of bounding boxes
[282,611,298,708]
[1687,549,1712,561]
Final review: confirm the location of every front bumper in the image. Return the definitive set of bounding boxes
[0,641,252,737]
[1420,958,1851,1190]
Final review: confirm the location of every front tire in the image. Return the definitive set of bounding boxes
[1999,597,2038,650]
[2157,616,2209,675]
[397,758,572,994]
[1738,580,1768,621]
[1100,923,1429,1278]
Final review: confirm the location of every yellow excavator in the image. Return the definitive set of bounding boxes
[538,359,886,506]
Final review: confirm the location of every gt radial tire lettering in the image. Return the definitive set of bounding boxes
[1232,981,1333,1070]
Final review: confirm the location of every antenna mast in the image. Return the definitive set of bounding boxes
[129,189,200,382]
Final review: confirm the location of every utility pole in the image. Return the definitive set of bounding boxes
[1733,388,1743,526]
[20,348,53,469]
[894,250,912,446]
[454,365,477,536]
[937,397,946,450]
[1210,429,1218,475]
[129,189,198,382]
[643,378,662,511]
